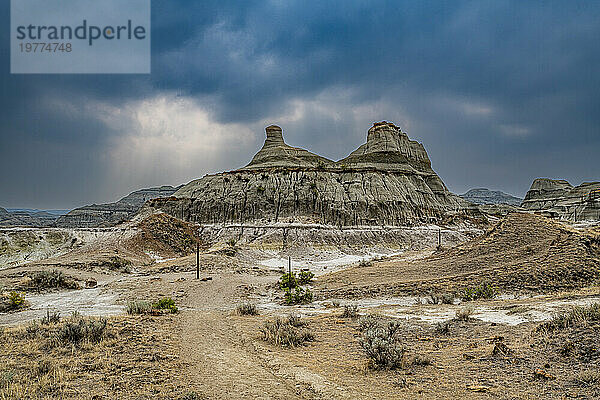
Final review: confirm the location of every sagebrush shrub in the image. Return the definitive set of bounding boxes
[455,306,474,321]
[29,270,78,289]
[359,318,404,369]
[57,317,107,345]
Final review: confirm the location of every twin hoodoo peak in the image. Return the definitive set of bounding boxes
[147,122,475,226]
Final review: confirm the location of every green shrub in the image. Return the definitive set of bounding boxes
[127,300,152,315]
[359,318,404,369]
[261,315,314,347]
[460,282,497,301]
[280,271,314,289]
[236,303,259,316]
[279,272,297,289]
[9,291,25,309]
[284,287,313,305]
[297,271,314,285]
[152,297,178,313]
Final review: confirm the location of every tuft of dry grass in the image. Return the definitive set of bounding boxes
[455,306,474,322]
[127,300,152,315]
[537,303,600,332]
[340,305,359,319]
[235,303,259,316]
[261,315,314,347]
[573,370,600,387]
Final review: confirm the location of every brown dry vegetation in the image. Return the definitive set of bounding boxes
[0,315,192,400]
[317,213,600,298]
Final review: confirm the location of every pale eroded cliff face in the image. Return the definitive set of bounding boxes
[147,122,477,226]
[521,178,573,211]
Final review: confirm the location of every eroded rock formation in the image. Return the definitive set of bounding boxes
[56,185,180,228]
[521,178,573,211]
[521,178,600,221]
[147,122,477,226]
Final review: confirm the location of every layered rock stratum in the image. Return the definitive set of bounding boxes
[147,122,477,226]
[56,185,180,228]
[522,178,600,221]
[460,188,523,206]
[0,208,62,227]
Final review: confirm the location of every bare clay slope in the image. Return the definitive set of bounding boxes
[318,213,600,298]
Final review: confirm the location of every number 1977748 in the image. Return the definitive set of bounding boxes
[19,42,72,52]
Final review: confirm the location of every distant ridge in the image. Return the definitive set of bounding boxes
[460,188,522,206]
[54,185,182,228]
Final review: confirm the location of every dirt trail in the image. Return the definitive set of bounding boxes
[178,274,317,399]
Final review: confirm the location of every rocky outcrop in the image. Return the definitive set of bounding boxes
[521,178,573,211]
[521,179,600,221]
[56,185,180,228]
[461,188,523,206]
[147,122,478,226]
[243,125,332,169]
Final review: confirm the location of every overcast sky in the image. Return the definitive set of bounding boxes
[1,0,599,209]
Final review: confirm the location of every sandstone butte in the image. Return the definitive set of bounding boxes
[146,121,479,226]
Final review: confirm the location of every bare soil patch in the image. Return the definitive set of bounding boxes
[317,213,600,298]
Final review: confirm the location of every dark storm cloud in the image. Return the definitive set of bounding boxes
[1,0,599,208]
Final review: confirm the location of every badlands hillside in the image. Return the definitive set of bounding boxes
[147,122,479,226]
[522,178,600,220]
